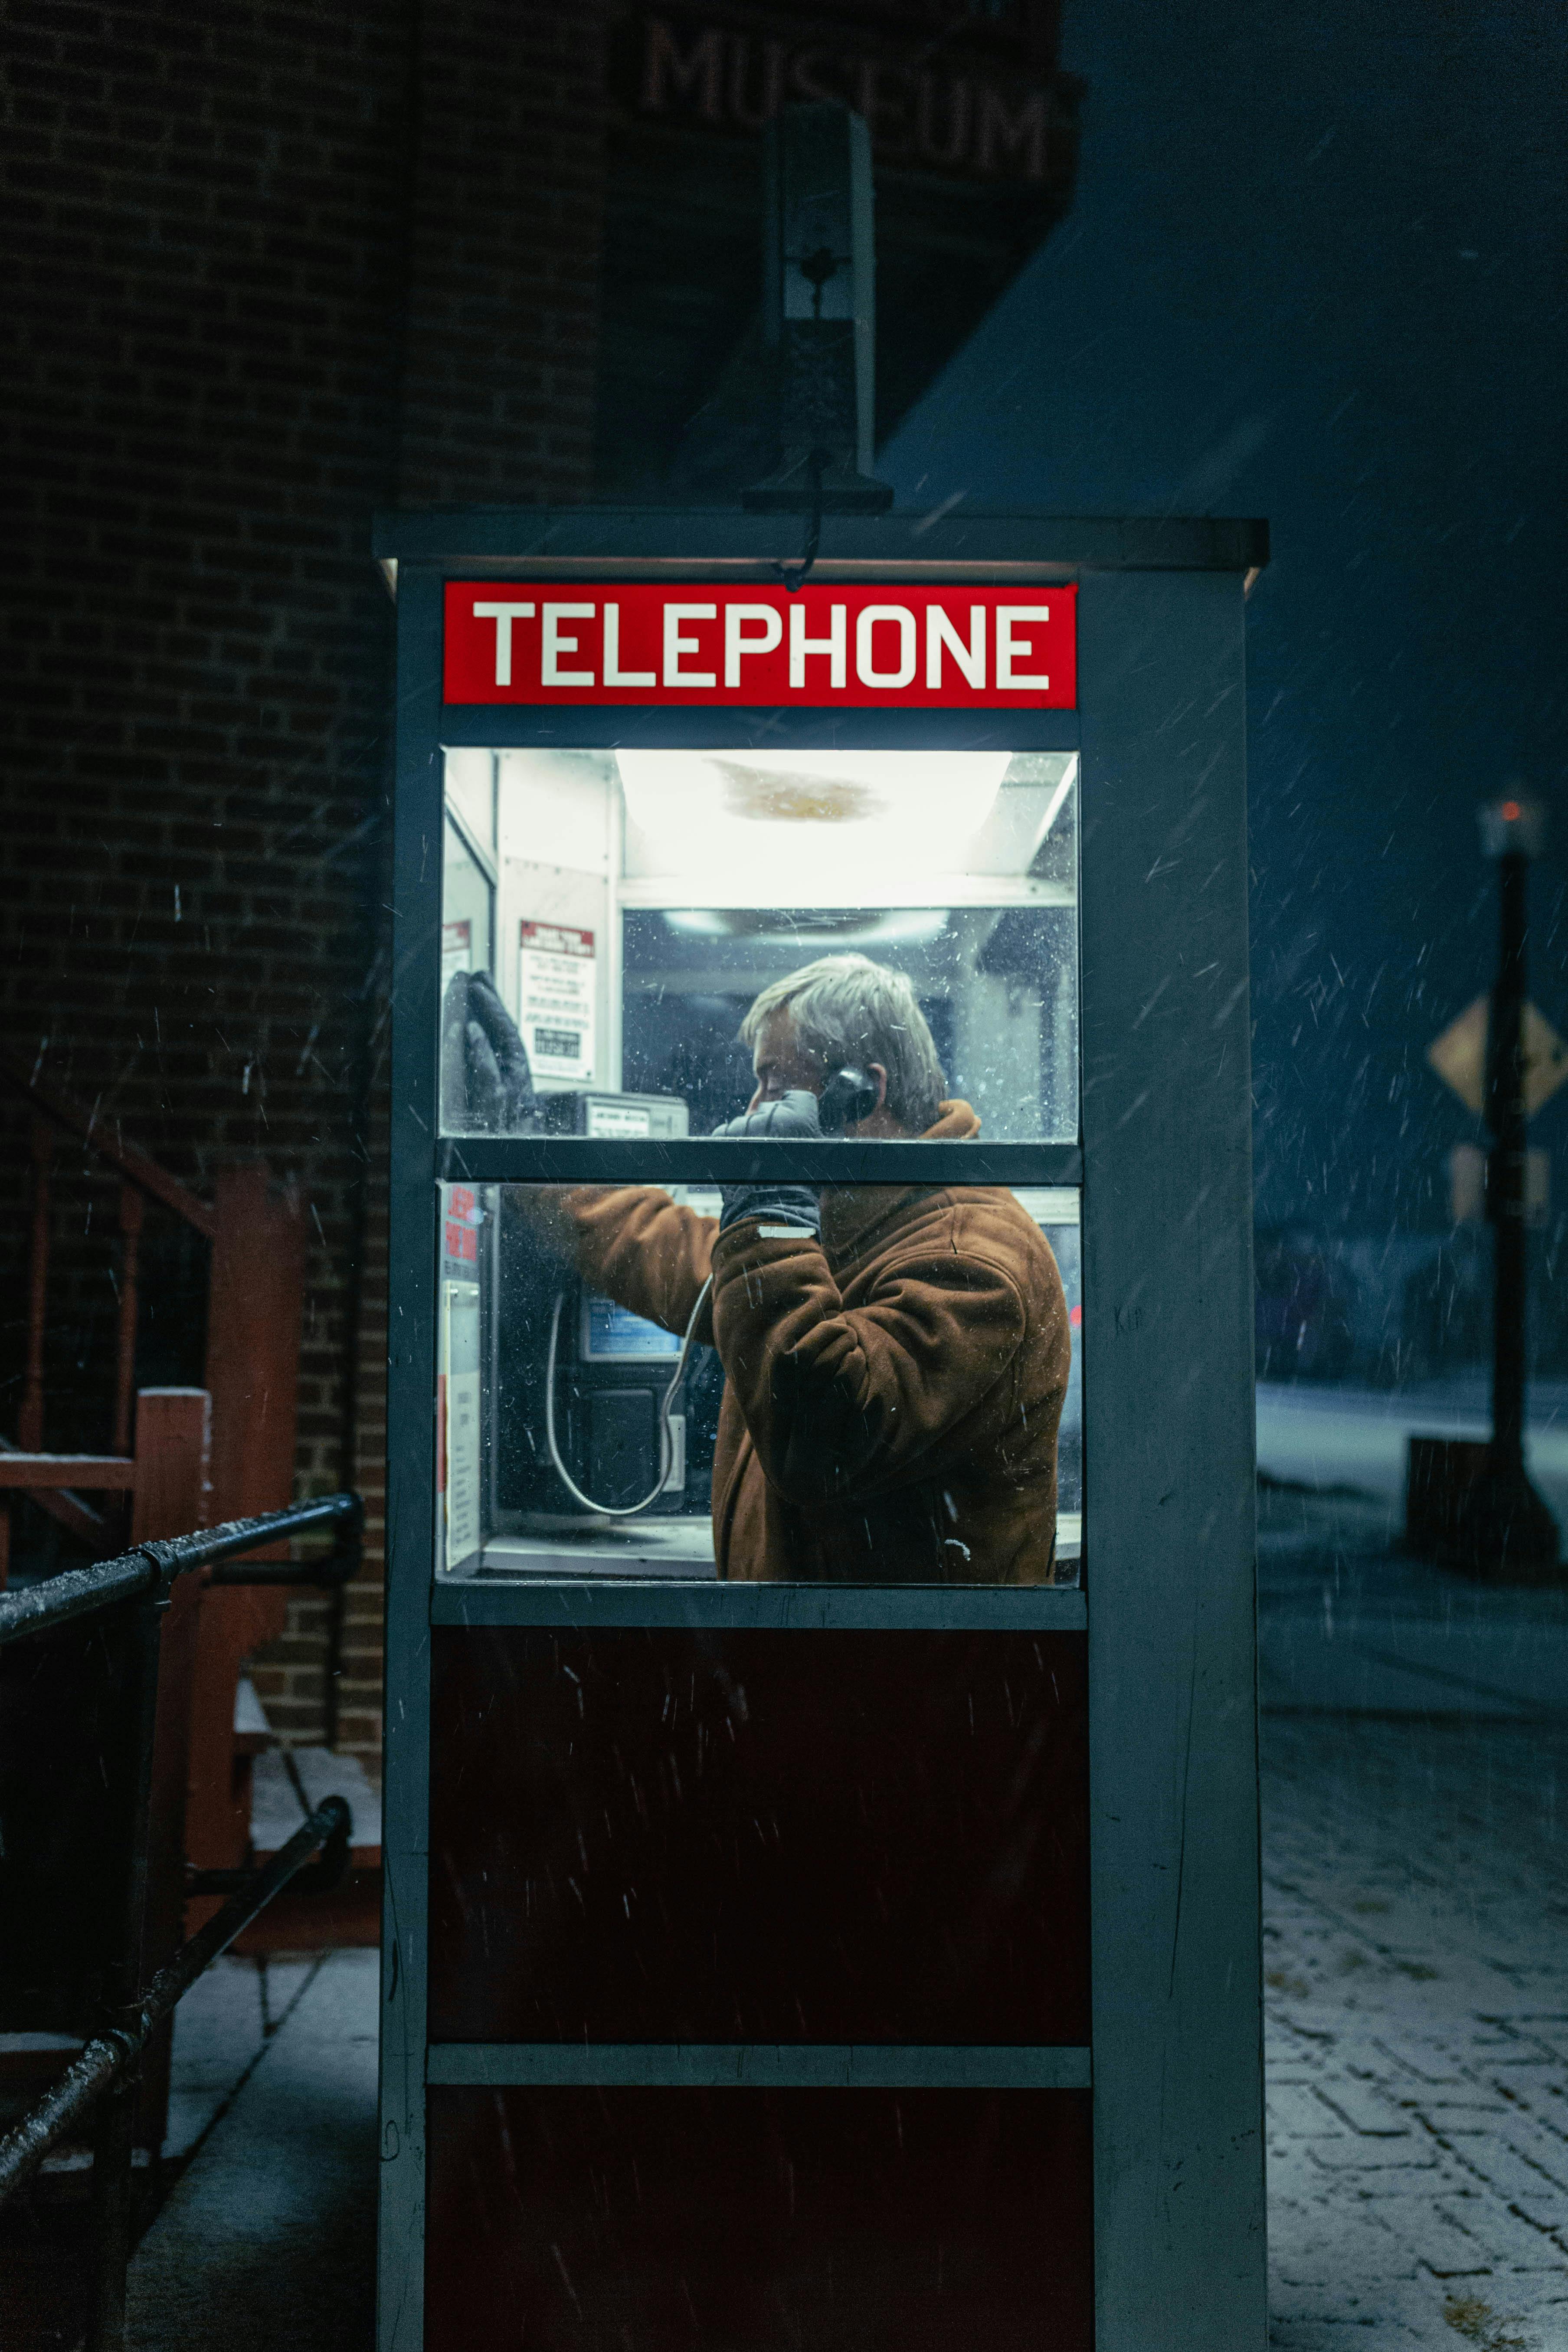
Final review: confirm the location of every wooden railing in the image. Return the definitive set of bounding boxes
[0,1048,310,1879]
[2,1049,218,1574]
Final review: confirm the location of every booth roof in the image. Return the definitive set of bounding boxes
[370,506,1269,576]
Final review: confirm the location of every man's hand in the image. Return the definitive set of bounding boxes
[710,1089,823,1238]
[441,970,538,1132]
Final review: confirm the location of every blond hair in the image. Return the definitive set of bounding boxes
[740,954,945,1132]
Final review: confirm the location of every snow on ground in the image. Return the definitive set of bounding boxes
[1257,1378,1568,1529]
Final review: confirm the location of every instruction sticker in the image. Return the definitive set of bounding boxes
[441,1279,482,1573]
[585,1100,652,1139]
[518,921,595,1085]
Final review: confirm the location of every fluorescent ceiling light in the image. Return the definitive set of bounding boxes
[618,750,1009,883]
[661,908,949,945]
[845,909,949,944]
[661,909,731,936]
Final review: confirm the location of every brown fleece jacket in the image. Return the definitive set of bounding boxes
[519,1101,1070,1583]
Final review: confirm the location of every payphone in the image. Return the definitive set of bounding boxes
[481,1070,885,1543]
[379,504,1268,2352]
[439,1020,707,1551]
[490,1174,720,1536]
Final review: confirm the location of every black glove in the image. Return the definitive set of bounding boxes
[440,970,538,1133]
[710,1089,823,1238]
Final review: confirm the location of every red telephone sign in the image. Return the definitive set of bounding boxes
[442,581,1076,710]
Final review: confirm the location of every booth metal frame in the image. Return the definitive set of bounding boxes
[374,508,1268,2352]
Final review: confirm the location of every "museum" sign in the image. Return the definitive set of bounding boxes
[624,9,1075,186]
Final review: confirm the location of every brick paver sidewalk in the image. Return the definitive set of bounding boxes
[1264,1690,1568,2345]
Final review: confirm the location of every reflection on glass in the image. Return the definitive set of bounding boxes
[445,747,497,858]
[439,747,1078,1142]
[442,817,494,992]
[437,1183,1082,1587]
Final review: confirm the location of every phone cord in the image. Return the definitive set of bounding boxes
[543,1278,714,1520]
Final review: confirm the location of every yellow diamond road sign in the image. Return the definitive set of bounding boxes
[1427,996,1568,1118]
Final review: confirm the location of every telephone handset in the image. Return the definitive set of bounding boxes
[817,1065,878,1133]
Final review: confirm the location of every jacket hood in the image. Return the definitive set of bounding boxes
[820,1098,981,1260]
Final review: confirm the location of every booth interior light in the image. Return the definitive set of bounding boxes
[660,908,732,937]
[661,907,949,945]
[616,749,1011,885]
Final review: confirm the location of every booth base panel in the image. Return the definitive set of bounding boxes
[429,1627,1091,2047]
[425,2084,1093,2352]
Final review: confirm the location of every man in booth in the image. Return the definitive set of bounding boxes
[519,953,1070,1584]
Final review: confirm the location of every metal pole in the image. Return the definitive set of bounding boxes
[0,1491,360,2328]
[1488,849,1529,1476]
[0,1797,350,2213]
[1455,796,1559,1581]
[0,1490,363,1650]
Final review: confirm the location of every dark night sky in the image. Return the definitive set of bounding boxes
[883,0,1568,1234]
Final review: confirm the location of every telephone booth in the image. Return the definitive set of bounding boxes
[375,508,1269,2352]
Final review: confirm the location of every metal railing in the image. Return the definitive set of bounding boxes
[0,1489,364,2351]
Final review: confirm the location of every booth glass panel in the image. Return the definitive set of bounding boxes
[442,815,494,991]
[439,746,1079,1143]
[435,1180,1081,1585]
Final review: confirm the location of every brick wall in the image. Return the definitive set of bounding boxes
[6,0,1051,1777]
[2,0,606,1780]
[399,2,609,505]
[312,0,609,1765]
